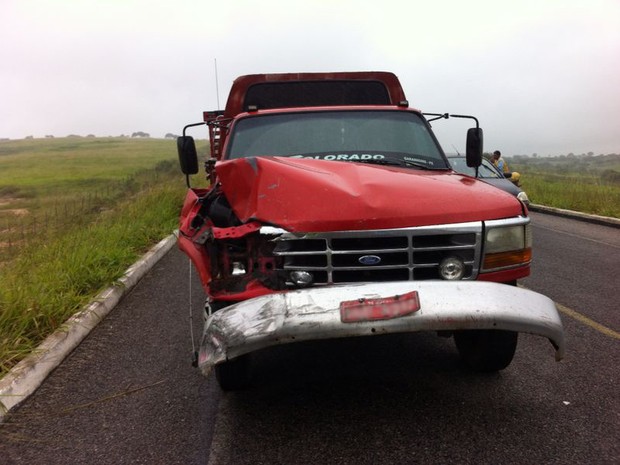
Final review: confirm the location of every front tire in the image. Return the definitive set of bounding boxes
[215,354,251,391]
[207,300,252,390]
[454,330,518,372]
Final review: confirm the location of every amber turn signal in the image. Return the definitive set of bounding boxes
[483,248,532,270]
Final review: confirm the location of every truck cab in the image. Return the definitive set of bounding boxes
[177,72,564,390]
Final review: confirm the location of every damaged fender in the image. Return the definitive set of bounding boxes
[198,281,565,376]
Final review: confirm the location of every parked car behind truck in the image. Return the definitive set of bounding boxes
[448,154,530,205]
[176,72,564,390]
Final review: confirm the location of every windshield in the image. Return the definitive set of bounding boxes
[226,110,448,169]
[449,157,502,179]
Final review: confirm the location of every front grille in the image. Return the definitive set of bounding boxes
[273,222,482,284]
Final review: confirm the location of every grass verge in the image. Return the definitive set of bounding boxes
[0,137,208,376]
[0,177,186,375]
[517,172,620,218]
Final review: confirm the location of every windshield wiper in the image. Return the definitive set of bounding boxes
[402,160,439,170]
[354,157,405,167]
[354,157,446,170]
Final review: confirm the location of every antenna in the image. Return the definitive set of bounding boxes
[214,58,221,110]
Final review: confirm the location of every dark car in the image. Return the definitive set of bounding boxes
[448,155,529,205]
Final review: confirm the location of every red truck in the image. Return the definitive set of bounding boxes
[176,72,564,390]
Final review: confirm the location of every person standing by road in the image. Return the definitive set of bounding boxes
[492,150,509,173]
[492,150,522,186]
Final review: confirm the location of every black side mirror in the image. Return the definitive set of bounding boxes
[177,136,199,175]
[466,128,483,168]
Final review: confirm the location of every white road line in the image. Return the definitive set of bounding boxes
[533,224,620,249]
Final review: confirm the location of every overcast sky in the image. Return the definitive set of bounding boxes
[1,0,619,156]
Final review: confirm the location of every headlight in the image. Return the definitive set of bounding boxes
[290,271,314,287]
[439,256,466,280]
[482,221,532,271]
[517,191,530,205]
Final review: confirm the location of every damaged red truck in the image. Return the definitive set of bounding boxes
[176,72,565,390]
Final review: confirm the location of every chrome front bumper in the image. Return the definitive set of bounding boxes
[197,281,565,376]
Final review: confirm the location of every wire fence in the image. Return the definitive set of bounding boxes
[0,163,179,262]
[0,192,108,261]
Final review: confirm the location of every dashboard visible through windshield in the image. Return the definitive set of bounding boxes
[226,110,448,169]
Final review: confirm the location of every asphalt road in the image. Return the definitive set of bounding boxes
[0,213,618,464]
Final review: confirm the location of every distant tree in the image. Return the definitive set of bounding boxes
[587,152,594,157]
[25,135,34,139]
[131,131,150,138]
[45,135,54,138]
[165,133,179,139]
[87,134,95,138]
[532,153,537,158]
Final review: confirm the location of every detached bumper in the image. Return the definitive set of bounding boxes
[198,281,565,376]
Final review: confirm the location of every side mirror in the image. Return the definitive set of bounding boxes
[466,128,483,168]
[177,136,199,175]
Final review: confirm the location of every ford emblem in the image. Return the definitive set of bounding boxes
[358,255,382,266]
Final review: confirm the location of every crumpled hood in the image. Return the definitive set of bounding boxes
[216,157,522,232]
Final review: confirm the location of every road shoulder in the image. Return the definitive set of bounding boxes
[0,234,177,422]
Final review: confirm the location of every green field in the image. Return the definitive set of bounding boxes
[0,137,208,375]
[507,153,620,218]
[1,138,184,230]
